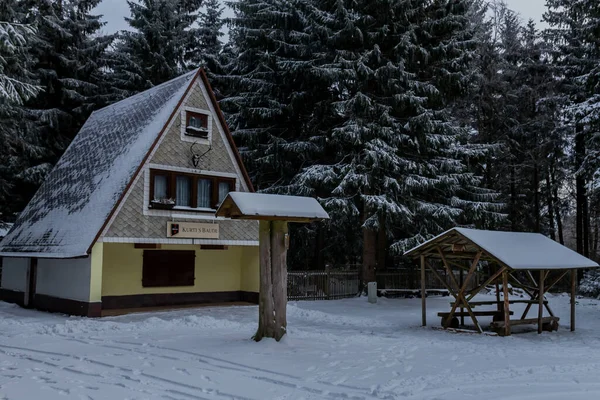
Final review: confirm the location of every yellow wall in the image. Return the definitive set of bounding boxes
[240,246,259,292]
[90,242,104,302]
[101,243,258,296]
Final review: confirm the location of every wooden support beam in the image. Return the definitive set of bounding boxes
[571,269,577,332]
[545,270,569,293]
[502,270,510,336]
[460,268,465,326]
[495,266,501,313]
[435,250,483,333]
[421,255,426,327]
[466,266,507,301]
[538,270,545,334]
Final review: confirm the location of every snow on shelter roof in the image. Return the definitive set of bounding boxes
[405,227,599,270]
[216,192,330,222]
[0,70,198,258]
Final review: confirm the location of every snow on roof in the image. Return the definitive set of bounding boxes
[0,223,13,238]
[216,192,330,221]
[0,70,198,258]
[405,227,599,270]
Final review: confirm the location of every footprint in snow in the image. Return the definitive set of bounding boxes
[174,367,191,376]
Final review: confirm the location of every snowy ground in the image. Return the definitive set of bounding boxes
[1,294,600,400]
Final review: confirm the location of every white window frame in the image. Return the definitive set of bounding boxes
[143,164,239,219]
[181,106,212,144]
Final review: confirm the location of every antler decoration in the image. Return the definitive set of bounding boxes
[190,141,212,168]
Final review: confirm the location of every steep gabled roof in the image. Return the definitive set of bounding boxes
[405,227,599,270]
[0,70,198,258]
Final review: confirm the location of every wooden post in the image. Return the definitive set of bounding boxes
[254,221,288,342]
[502,270,510,336]
[538,270,545,334]
[495,265,501,313]
[271,221,288,340]
[326,264,330,300]
[460,268,464,326]
[571,269,576,332]
[421,255,426,327]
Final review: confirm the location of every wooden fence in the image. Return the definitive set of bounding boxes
[288,270,360,300]
[287,267,479,301]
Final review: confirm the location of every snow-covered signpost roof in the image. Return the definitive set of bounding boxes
[216,193,329,342]
[404,227,599,337]
[216,192,329,222]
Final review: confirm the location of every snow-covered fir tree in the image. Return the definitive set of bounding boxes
[226,0,502,276]
[109,0,203,96]
[0,1,40,225]
[13,0,114,214]
[544,0,600,258]
[190,0,225,69]
[223,0,351,268]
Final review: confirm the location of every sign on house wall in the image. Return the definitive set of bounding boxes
[166,222,219,239]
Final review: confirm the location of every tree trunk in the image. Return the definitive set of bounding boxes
[377,220,387,272]
[546,170,555,240]
[576,125,585,257]
[510,166,517,231]
[552,166,564,244]
[362,225,377,290]
[533,162,540,233]
[254,220,288,342]
[583,193,590,258]
[314,223,325,270]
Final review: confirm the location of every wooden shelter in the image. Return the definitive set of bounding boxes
[405,228,599,336]
[216,192,329,341]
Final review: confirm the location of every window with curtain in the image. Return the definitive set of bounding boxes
[197,179,212,208]
[153,175,168,200]
[218,181,232,204]
[176,176,191,206]
[149,169,235,211]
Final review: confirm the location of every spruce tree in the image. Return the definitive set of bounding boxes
[13,0,114,214]
[544,0,600,258]
[191,0,225,69]
[0,1,40,225]
[224,0,365,268]
[299,0,500,280]
[109,0,203,96]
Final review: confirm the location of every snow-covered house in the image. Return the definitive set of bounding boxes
[0,69,259,316]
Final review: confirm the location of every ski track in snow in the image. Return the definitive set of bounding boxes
[0,295,600,399]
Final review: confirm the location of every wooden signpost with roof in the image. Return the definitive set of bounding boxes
[405,228,599,336]
[217,192,329,342]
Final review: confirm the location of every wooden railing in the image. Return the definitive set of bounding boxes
[287,269,360,300]
[287,267,478,301]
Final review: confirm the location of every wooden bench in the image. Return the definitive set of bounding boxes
[450,300,547,308]
[438,311,514,318]
[491,316,559,335]
[438,311,513,328]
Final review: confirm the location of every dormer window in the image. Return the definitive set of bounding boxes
[185,111,209,138]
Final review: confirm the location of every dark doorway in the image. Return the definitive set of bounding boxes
[27,258,37,308]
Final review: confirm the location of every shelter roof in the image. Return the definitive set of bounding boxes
[405,227,599,270]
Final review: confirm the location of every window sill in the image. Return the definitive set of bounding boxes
[147,205,217,213]
[142,284,195,288]
[173,206,216,212]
